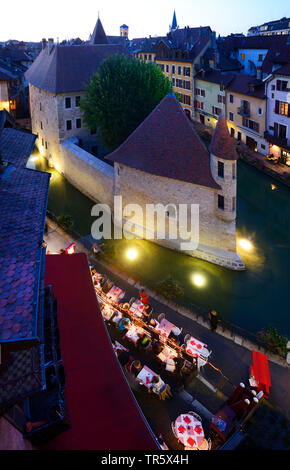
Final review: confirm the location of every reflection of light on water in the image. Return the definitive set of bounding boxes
[126,248,137,260]
[238,238,253,251]
[191,273,206,287]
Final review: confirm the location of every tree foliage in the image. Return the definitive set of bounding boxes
[80,54,172,149]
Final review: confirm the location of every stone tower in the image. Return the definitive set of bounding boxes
[209,115,238,234]
[120,24,129,38]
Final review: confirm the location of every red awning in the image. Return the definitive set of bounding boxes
[43,253,158,450]
[251,350,271,397]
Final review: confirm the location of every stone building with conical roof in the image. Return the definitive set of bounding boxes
[107,95,244,270]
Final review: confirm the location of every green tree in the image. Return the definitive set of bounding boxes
[80,54,172,149]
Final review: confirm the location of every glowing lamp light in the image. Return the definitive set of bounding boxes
[271,184,277,191]
[192,273,206,288]
[65,243,75,255]
[126,248,137,260]
[238,239,253,251]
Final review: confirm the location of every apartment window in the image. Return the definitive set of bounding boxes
[172,65,175,74]
[230,128,235,138]
[42,138,44,146]
[75,96,81,107]
[45,141,47,149]
[183,67,190,76]
[144,54,147,60]
[271,85,275,91]
[184,80,191,90]
[281,102,289,116]
[184,95,191,106]
[237,132,241,141]
[212,106,221,116]
[172,78,175,86]
[274,123,287,139]
[40,103,42,111]
[40,121,43,129]
[229,112,234,121]
[76,118,81,128]
[218,161,224,178]
[261,144,265,150]
[258,54,263,61]
[276,80,288,91]
[149,54,152,61]
[66,120,72,131]
[65,97,71,109]
[242,117,259,133]
[232,163,236,179]
[166,64,169,73]
[178,66,182,75]
[201,89,205,97]
[258,107,263,116]
[229,94,234,103]
[218,94,225,103]
[241,53,245,61]
[218,194,224,210]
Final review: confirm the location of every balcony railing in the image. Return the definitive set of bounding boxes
[264,131,289,150]
[238,106,251,117]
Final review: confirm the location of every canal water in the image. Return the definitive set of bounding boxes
[27,150,290,337]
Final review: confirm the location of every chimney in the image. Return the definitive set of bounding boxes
[42,38,47,50]
[256,67,262,80]
[48,38,54,54]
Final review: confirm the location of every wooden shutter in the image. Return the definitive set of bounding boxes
[276,80,281,91]
[274,122,278,137]
[274,100,280,114]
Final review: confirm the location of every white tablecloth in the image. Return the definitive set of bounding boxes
[174,414,205,449]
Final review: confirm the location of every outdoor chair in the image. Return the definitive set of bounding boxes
[129,297,135,305]
[171,422,179,440]
[200,347,212,359]
[157,313,165,322]
[188,411,202,422]
[184,333,191,343]
[198,438,211,450]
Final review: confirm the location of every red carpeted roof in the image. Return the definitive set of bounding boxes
[43,253,158,450]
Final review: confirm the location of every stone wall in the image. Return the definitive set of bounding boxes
[115,163,244,270]
[60,137,114,208]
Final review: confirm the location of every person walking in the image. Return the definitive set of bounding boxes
[208,310,220,331]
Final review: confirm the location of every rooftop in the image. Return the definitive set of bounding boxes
[209,115,239,161]
[106,94,220,189]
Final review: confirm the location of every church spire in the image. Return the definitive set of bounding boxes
[170,10,178,31]
[90,17,108,45]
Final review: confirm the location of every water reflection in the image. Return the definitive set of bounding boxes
[27,151,290,335]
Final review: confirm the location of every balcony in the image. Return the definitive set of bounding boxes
[238,106,251,117]
[264,131,290,150]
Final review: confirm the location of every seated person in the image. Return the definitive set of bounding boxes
[102,279,113,294]
[168,330,184,346]
[152,340,164,356]
[149,376,172,399]
[129,360,142,378]
[149,318,158,328]
[116,349,131,367]
[120,302,130,314]
[119,317,131,332]
[136,332,151,349]
[139,288,149,305]
[143,304,153,323]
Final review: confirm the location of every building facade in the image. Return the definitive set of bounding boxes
[265,66,290,166]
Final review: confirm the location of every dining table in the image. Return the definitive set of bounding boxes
[106,285,125,302]
[155,318,176,340]
[129,299,145,318]
[101,304,115,321]
[136,365,159,389]
[125,324,146,345]
[185,336,207,357]
[174,414,206,450]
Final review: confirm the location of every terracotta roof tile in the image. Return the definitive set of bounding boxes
[106,94,220,189]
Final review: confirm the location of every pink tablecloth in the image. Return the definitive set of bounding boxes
[155,318,175,339]
[107,285,124,301]
[186,336,207,357]
[174,414,205,449]
[129,300,145,318]
[125,325,145,344]
[136,366,158,388]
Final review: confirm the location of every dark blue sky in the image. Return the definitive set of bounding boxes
[1,0,289,41]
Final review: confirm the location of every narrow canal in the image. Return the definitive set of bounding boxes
[27,150,290,337]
